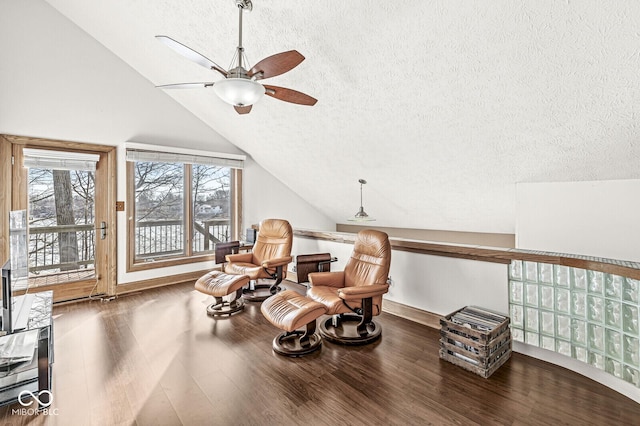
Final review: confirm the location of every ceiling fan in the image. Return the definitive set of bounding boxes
[155,0,317,115]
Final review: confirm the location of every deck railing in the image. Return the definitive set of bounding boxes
[194,219,231,251]
[134,218,231,259]
[29,219,231,272]
[135,219,184,257]
[29,223,95,274]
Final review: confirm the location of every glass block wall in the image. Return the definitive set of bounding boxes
[509,260,640,388]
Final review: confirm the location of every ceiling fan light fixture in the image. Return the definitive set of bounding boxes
[156,0,316,114]
[213,78,265,106]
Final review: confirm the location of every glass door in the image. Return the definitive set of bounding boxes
[27,163,97,286]
[5,136,116,302]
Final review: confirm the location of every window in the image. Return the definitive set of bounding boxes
[126,148,243,271]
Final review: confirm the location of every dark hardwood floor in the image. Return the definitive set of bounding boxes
[1,281,639,425]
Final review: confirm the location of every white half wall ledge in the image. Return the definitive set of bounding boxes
[292,234,510,319]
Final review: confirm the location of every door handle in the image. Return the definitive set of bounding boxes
[99,221,107,240]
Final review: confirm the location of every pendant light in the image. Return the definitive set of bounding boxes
[348,179,375,222]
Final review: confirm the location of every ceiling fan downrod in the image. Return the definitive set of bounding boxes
[235,0,252,72]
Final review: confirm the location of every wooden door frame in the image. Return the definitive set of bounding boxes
[1,135,117,301]
[0,136,11,266]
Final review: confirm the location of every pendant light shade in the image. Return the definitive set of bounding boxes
[348,179,375,222]
[213,78,265,106]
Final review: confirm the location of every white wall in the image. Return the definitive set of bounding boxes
[0,0,335,285]
[242,159,335,232]
[516,179,640,262]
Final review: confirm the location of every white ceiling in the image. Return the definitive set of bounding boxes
[42,0,640,233]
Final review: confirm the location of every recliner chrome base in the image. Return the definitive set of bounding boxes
[242,282,282,302]
[206,291,245,316]
[243,264,286,302]
[272,329,322,357]
[319,314,382,345]
[262,290,326,357]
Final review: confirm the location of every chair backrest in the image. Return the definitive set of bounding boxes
[252,219,293,264]
[344,229,391,288]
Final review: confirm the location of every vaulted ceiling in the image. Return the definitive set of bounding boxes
[42,0,640,233]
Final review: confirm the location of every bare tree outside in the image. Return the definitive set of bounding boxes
[53,170,78,271]
[28,168,96,276]
[134,162,183,222]
[27,159,234,273]
[133,161,184,258]
[192,164,231,252]
[132,161,231,260]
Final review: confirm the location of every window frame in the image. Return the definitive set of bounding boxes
[126,153,242,272]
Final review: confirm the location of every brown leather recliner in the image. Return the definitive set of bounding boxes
[225,219,293,302]
[307,229,391,345]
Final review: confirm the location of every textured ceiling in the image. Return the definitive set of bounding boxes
[43,0,640,233]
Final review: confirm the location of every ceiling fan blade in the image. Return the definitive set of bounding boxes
[248,50,305,80]
[234,105,252,115]
[263,85,317,106]
[156,82,215,89]
[155,35,227,77]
